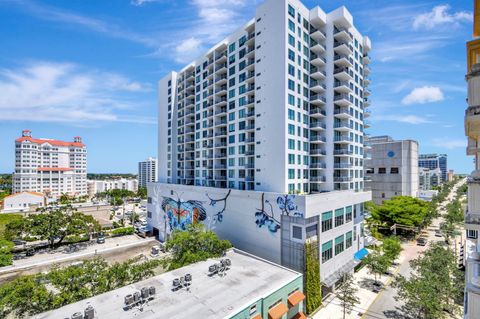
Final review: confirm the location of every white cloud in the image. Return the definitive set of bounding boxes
[170,0,253,63]
[130,0,160,6]
[0,62,154,124]
[402,86,444,105]
[413,5,472,30]
[431,138,466,149]
[374,114,432,125]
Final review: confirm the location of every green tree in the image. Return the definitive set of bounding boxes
[371,196,431,228]
[363,250,390,284]
[336,273,360,319]
[394,243,463,319]
[6,206,100,248]
[58,193,71,205]
[165,223,232,270]
[0,275,53,318]
[382,236,402,263]
[0,239,14,266]
[304,241,321,314]
[137,187,147,199]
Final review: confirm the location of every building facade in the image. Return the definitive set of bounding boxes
[87,178,139,197]
[1,192,46,212]
[138,157,158,188]
[158,0,371,194]
[149,0,371,295]
[418,167,441,191]
[418,153,448,183]
[364,136,418,204]
[464,1,480,317]
[12,130,87,199]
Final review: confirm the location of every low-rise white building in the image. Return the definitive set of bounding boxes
[87,179,138,197]
[419,167,441,191]
[1,192,46,212]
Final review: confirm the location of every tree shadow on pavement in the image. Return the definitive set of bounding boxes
[358,277,384,291]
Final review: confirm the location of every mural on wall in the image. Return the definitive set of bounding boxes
[276,195,304,217]
[160,189,232,232]
[206,189,232,225]
[255,194,304,234]
[161,195,207,231]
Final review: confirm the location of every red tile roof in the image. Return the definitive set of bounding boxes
[15,136,85,147]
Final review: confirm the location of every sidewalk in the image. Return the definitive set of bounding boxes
[311,253,405,319]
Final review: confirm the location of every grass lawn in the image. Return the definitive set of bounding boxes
[0,214,22,240]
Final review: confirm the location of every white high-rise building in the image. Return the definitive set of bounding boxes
[149,0,371,295]
[158,0,371,193]
[12,130,87,198]
[138,157,158,188]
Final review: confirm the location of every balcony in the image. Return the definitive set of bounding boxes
[244,124,255,131]
[215,75,228,84]
[215,51,227,62]
[310,149,326,156]
[310,108,326,117]
[215,119,227,126]
[364,66,371,76]
[310,81,326,93]
[310,42,326,55]
[363,98,371,107]
[310,121,326,130]
[310,176,326,182]
[334,81,351,94]
[334,176,353,182]
[245,149,255,156]
[334,94,351,107]
[311,54,326,67]
[244,163,255,169]
[215,86,227,95]
[215,130,227,137]
[334,149,353,156]
[334,121,353,131]
[334,135,353,143]
[311,68,326,80]
[310,163,326,169]
[363,54,370,64]
[334,107,352,119]
[364,77,371,86]
[310,28,326,42]
[364,89,371,97]
[364,120,371,128]
[334,54,353,68]
[334,41,353,56]
[310,135,326,143]
[215,97,227,106]
[310,94,326,106]
[334,67,352,82]
[215,108,227,115]
[334,163,352,169]
[215,142,227,147]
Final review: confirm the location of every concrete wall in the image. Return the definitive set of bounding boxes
[147,183,370,282]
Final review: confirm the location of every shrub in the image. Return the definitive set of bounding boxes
[110,227,134,236]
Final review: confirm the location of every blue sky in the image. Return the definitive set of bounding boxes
[0,0,474,173]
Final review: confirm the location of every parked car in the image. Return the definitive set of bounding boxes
[96,236,106,244]
[416,237,428,246]
[26,248,36,256]
[435,229,443,237]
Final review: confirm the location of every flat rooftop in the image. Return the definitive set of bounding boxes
[34,249,302,319]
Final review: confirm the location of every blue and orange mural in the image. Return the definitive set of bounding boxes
[255,194,304,234]
[161,197,207,231]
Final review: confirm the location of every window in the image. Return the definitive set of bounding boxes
[306,224,318,238]
[147,197,152,204]
[322,211,333,232]
[288,153,295,164]
[292,225,302,240]
[391,167,399,174]
[346,231,353,248]
[288,20,295,32]
[288,49,295,61]
[147,211,152,218]
[288,124,295,135]
[288,4,295,17]
[288,109,295,120]
[288,169,295,179]
[335,208,344,227]
[467,230,478,239]
[345,206,353,223]
[322,241,333,263]
[288,79,295,91]
[288,64,295,76]
[229,43,236,53]
[378,167,386,174]
[288,139,295,150]
[335,235,345,255]
[288,94,295,106]
[288,34,295,47]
